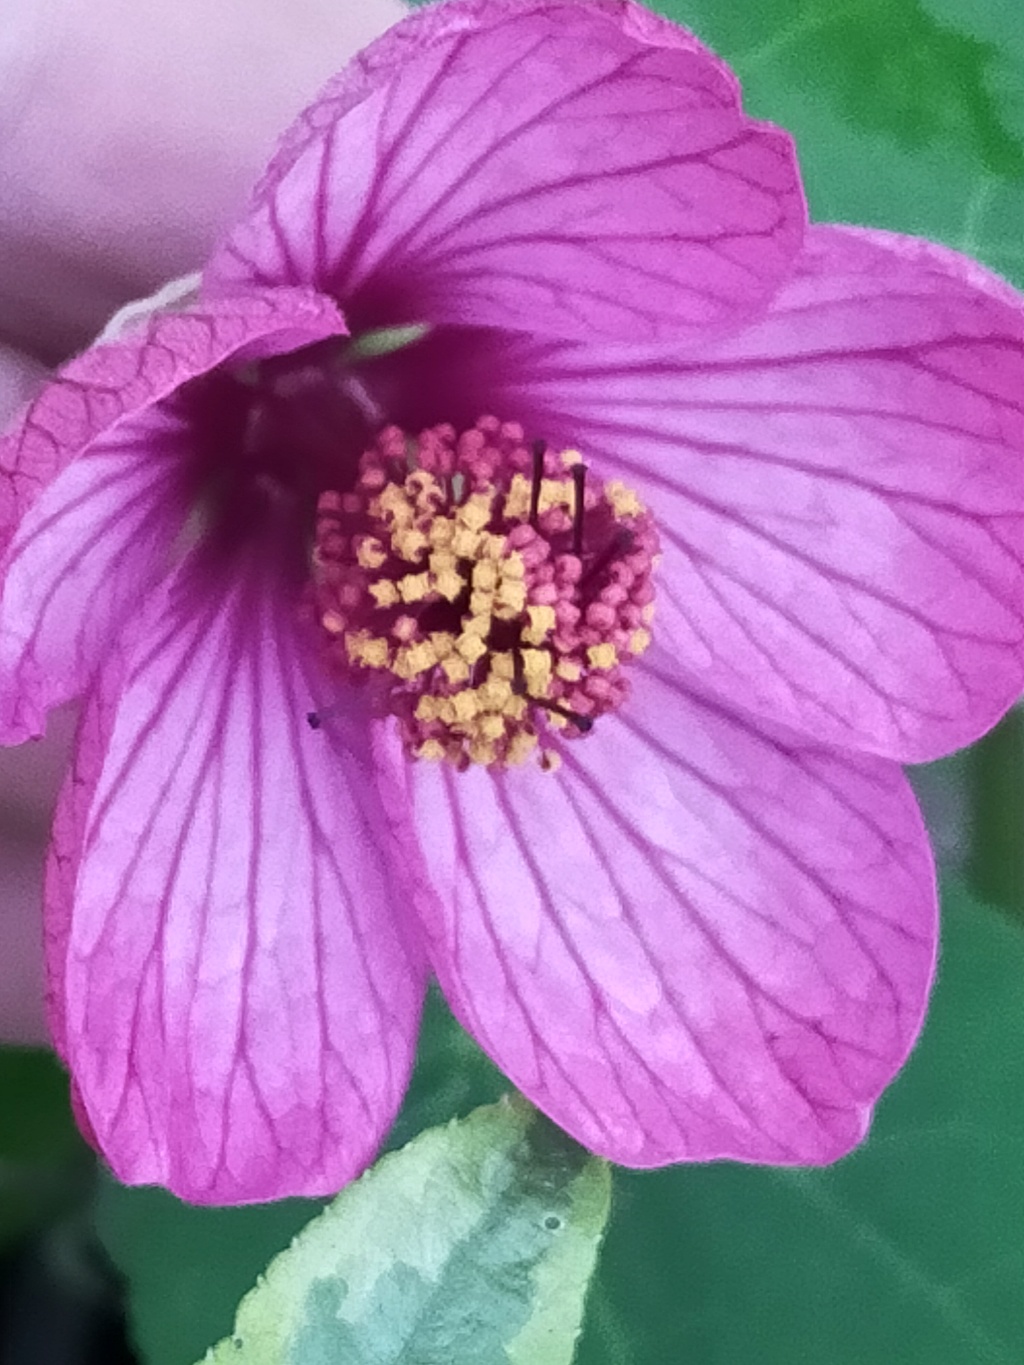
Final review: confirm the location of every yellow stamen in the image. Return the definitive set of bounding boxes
[481,534,508,562]
[406,471,443,508]
[506,732,540,765]
[356,537,386,570]
[429,551,464,602]
[477,713,506,742]
[394,640,440,678]
[521,648,553,698]
[476,678,513,711]
[451,690,480,724]
[469,589,495,619]
[494,578,527,617]
[506,695,528,722]
[472,561,499,592]
[441,655,472,684]
[346,633,391,670]
[373,484,411,521]
[434,568,465,601]
[539,477,573,513]
[415,696,441,721]
[522,604,556,645]
[398,572,431,603]
[502,474,533,522]
[392,526,429,563]
[469,738,499,766]
[452,525,482,558]
[628,628,652,655]
[457,492,493,533]
[606,481,644,519]
[456,632,488,664]
[368,580,401,608]
[587,642,618,670]
[428,519,455,549]
[429,631,457,659]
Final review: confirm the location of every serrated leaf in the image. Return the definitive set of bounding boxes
[199,1098,610,1365]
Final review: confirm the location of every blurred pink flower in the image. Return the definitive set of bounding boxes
[0,0,406,362]
[3,0,1024,1204]
[0,0,405,1048]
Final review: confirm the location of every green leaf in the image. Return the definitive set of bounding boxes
[690,0,1023,174]
[199,1097,610,1365]
[577,884,1024,1365]
[652,0,1024,289]
[96,990,505,1365]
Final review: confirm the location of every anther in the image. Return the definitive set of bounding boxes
[581,526,635,589]
[529,440,546,528]
[306,701,345,730]
[511,650,594,733]
[571,462,587,557]
[534,696,595,733]
[308,419,657,771]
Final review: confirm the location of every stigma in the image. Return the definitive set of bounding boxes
[309,417,658,770]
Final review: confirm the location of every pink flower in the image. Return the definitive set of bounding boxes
[3,0,1024,1204]
[0,0,406,1052]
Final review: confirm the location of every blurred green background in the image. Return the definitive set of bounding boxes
[3,0,1024,1361]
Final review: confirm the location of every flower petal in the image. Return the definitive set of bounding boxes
[381,651,936,1167]
[0,418,182,743]
[62,572,424,1203]
[0,286,346,556]
[45,696,111,1063]
[485,225,1024,761]
[208,0,803,343]
[0,289,347,743]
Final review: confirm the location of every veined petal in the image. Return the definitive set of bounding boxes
[46,692,114,1064]
[61,572,424,1204]
[382,651,936,1167]
[208,0,803,343]
[0,415,181,743]
[0,288,348,743]
[494,225,1024,761]
[0,287,346,557]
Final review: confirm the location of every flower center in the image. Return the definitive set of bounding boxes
[309,417,658,770]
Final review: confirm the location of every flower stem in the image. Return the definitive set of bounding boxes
[966,708,1024,923]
